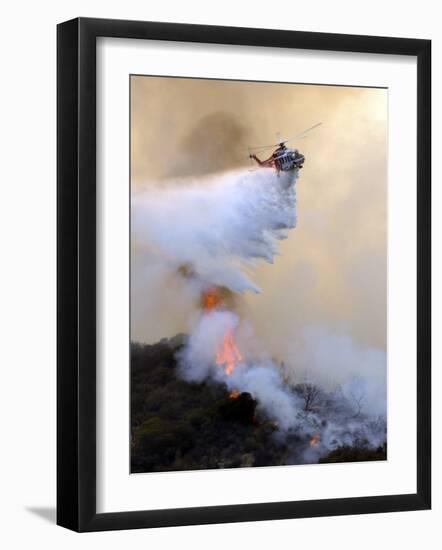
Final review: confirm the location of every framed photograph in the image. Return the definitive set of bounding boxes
[57,17,431,531]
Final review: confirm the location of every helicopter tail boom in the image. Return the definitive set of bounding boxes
[249,153,274,168]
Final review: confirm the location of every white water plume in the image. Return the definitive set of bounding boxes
[132,167,298,294]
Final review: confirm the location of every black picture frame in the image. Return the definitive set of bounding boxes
[57,17,431,532]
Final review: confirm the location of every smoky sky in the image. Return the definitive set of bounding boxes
[130,75,387,360]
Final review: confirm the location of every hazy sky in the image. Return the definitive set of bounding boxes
[130,76,387,356]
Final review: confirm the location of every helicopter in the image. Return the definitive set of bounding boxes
[248,122,322,174]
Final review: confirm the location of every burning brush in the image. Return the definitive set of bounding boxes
[201,286,243,376]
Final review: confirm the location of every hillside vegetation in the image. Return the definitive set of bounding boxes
[131,338,386,473]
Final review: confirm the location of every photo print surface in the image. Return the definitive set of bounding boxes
[130,75,387,473]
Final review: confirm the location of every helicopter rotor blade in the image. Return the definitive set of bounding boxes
[248,122,322,153]
[249,135,307,154]
[248,143,279,153]
[280,122,322,145]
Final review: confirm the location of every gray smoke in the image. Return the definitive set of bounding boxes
[177,309,302,432]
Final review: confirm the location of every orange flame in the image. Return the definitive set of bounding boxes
[201,287,223,311]
[310,434,320,446]
[229,389,240,399]
[216,325,242,375]
[201,286,242,376]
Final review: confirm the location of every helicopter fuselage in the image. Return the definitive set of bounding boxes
[248,122,321,173]
[250,146,305,172]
